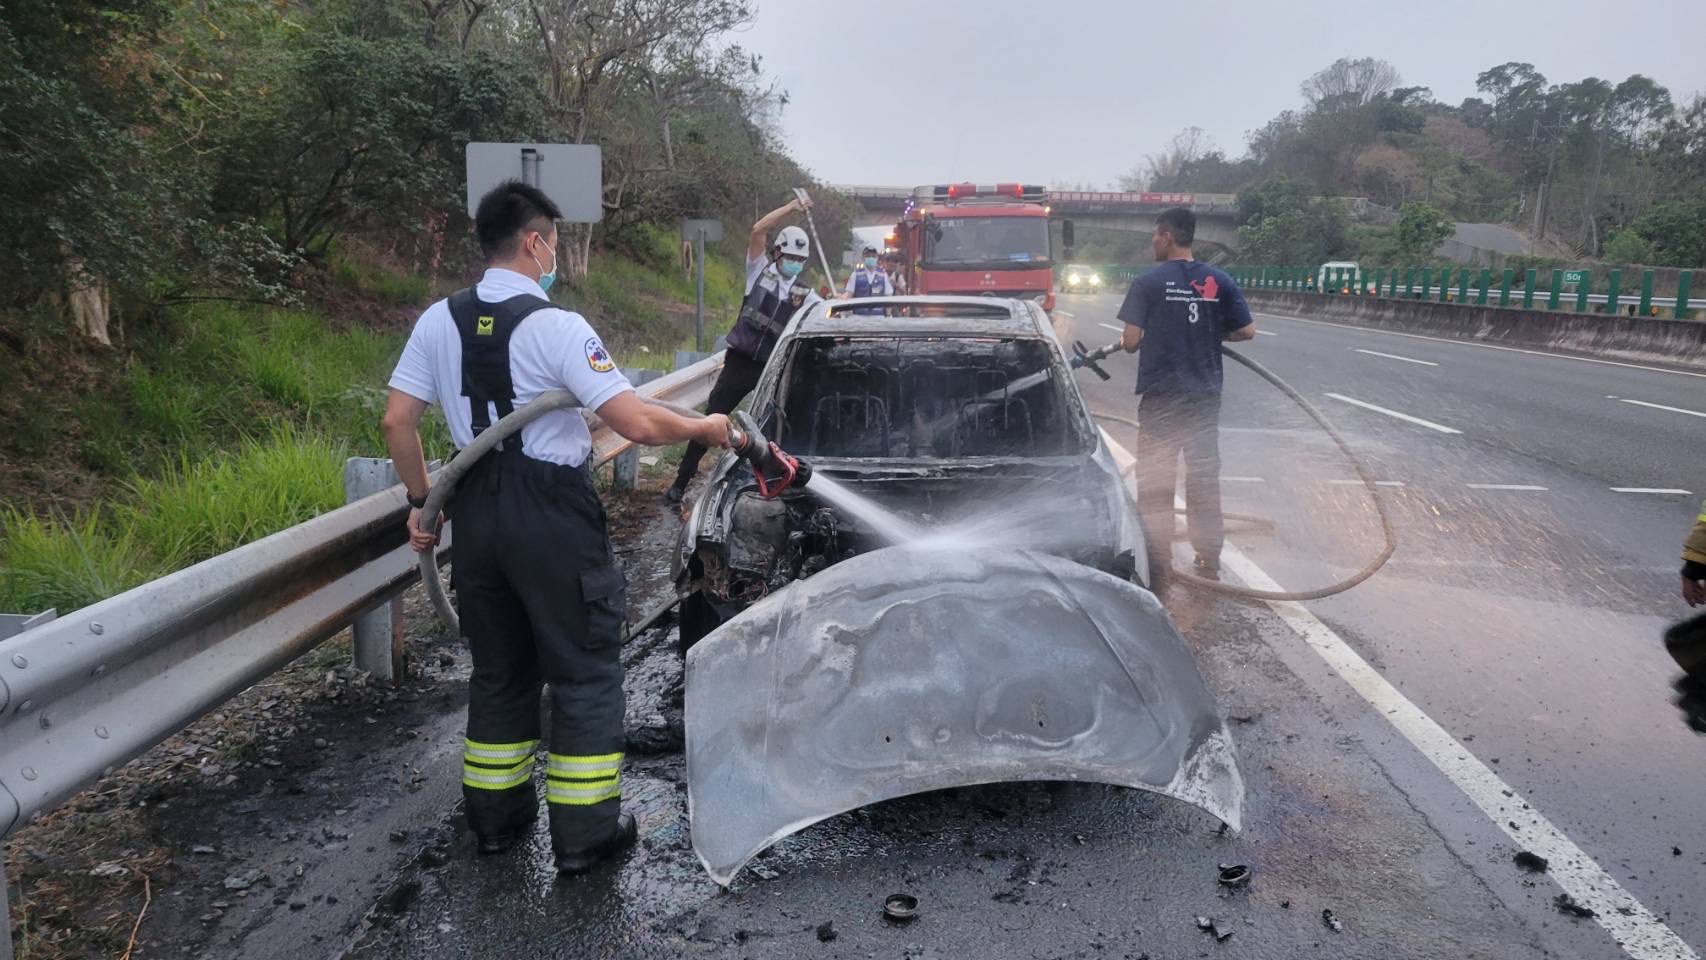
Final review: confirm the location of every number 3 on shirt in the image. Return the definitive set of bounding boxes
[1188,301,1199,324]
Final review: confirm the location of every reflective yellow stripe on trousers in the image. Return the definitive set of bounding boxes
[546,752,622,806]
[462,738,539,791]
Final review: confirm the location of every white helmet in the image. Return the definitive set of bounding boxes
[774,225,810,259]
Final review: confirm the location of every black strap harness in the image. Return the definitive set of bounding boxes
[448,287,560,451]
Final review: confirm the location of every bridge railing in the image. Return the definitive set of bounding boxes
[1228,264,1702,319]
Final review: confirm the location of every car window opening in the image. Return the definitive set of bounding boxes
[776,337,1085,460]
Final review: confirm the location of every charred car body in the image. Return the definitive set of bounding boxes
[675,295,1242,886]
[674,295,1147,644]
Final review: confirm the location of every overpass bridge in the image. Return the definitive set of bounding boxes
[831,184,1243,250]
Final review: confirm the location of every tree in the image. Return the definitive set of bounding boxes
[1235,175,1347,264]
[1301,57,1401,108]
[1393,201,1454,259]
[1602,229,1655,265]
[1120,126,1214,191]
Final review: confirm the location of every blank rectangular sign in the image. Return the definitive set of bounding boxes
[466,143,603,223]
[680,218,724,242]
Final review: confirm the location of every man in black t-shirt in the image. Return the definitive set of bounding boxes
[1117,207,1255,590]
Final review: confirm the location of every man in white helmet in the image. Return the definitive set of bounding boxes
[668,196,822,504]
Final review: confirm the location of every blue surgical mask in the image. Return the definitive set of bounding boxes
[864,257,878,269]
[529,233,558,293]
[778,259,804,279]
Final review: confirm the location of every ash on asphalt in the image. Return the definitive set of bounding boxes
[340,492,1560,959]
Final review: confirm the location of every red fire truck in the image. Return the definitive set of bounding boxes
[887,183,1058,313]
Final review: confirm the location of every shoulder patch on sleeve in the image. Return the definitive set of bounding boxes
[585,336,616,373]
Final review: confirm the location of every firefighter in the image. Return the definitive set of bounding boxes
[382,181,731,874]
[665,196,823,504]
[1683,500,1706,607]
[1117,207,1256,592]
[843,244,895,314]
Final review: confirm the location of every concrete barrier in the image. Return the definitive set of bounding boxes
[1244,291,1706,373]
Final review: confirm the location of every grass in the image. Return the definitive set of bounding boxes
[1,231,713,619]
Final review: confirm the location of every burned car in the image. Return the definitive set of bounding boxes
[675,296,1242,886]
[674,295,1147,644]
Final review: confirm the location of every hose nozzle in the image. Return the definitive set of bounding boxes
[731,410,812,497]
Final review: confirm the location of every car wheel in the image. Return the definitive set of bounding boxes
[677,590,723,655]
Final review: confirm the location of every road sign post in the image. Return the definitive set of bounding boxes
[680,219,724,352]
[465,143,603,223]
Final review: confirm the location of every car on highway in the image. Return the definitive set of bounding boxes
[673,294,1146,647]
[674,295,1241,886]
[1059,264,1106,294]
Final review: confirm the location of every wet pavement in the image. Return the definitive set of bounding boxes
[96,293,1704,959]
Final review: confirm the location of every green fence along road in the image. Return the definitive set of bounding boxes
[1228,263,1700,320]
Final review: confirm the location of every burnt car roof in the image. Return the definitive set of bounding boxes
[798,296,1047,340]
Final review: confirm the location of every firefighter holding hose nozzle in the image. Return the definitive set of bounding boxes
[1117,208,1255,593]
[381,181,731,876]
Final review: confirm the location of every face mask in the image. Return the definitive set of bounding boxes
[529,233,558,292]
[864,257,878,269]
[778,259,804,279]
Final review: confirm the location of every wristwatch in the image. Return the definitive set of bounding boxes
[407,491,429,510]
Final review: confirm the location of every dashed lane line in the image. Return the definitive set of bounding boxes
[1329,479,1405,487]
[1353,348,1438,366]
[1615,397,1706,419]
[1465,483,1549,491]
[1254,329,1278,336]
[1611,487,1693,495]
[1325,393,1462,435]
[1101,428,1701,960]
[1097,322,1122,333]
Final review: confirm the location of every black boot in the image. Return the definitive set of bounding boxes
[1192,555,1221,581]
[555,813,638,875]
[476,808,537,855]
[663,482,687,505]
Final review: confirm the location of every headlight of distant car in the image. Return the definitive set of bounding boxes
[1090,274,1103,286]
[1067,273,1081,285]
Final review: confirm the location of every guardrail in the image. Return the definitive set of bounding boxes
[1230,264,1702,319]
[0,353,725,949]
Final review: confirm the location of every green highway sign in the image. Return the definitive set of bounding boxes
[1563,270,1587,284]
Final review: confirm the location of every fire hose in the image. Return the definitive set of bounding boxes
[1072,340,1398,602]
[415,397,781,637]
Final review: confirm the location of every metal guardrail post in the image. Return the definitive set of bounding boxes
[611,368,664,491]
[1498,269,1513,307]
[1548,269,1563,310]
[1604,269,1622,314]
[1575,270,1592,312]
[1438,268,1451,303]
[1638,270,1654,316]
[1677,271,1694,319]
[1476,269,1490,305]
[343,458,408,682]
[1457,268,1471,303]
[1523,269,1537,308]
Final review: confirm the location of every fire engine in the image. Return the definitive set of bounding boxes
[886,183,1057,313]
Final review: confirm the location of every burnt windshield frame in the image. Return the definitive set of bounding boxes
[772,335,1093,462]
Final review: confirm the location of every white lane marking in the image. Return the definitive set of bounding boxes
[1325,393,1462,434]
[1099,427,1699,960]
[1098,322,1123,333]
[1616,397,1706,419]
[1221,476,1266,483]
[1329,479,1405,487]
[1056,310,1076,319]
[1465,483,1548,491]
[1354,348,1438,367]
[1611,487,1693,495]
[1258,311,1706,380]
[1254,329,1278,336]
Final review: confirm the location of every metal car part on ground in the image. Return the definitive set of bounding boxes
[685,545,1244,886]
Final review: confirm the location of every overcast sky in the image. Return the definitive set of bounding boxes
[736,0,1706,189]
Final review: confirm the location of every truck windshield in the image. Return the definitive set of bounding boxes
[775,336,1088,460]
[924,217,1051,269]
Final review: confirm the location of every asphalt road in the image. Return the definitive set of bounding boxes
[133,291,1704,960]
[1056,289,1705,959]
